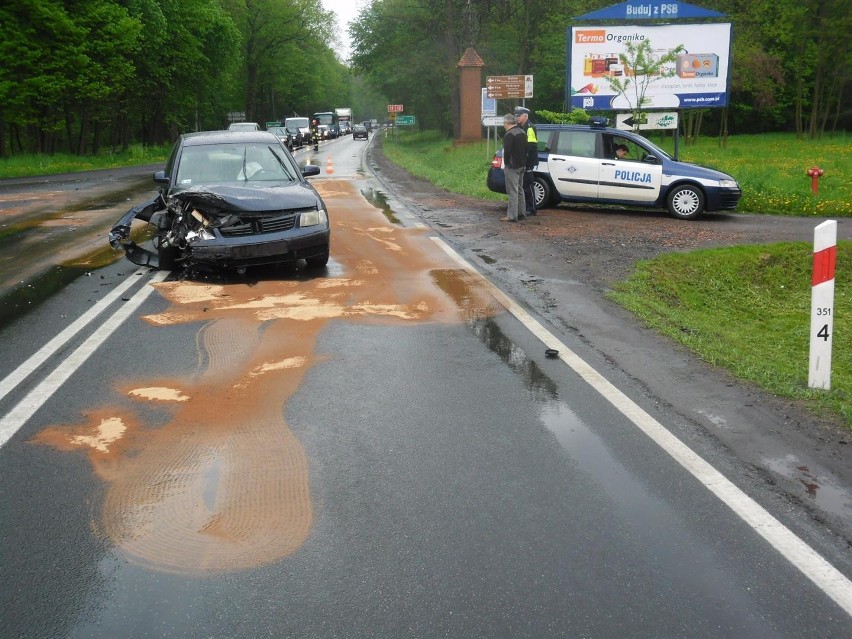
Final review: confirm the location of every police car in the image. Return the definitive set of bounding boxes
[487,119,741,220]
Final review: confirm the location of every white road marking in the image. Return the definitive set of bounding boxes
[430,236,852,617]
[0,270,168,448]
[0,269,149,404]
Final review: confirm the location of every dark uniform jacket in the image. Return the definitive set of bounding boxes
[519,121,539,170]
[503,125,527,169]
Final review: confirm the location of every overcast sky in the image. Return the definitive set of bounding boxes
[321,0,366,59]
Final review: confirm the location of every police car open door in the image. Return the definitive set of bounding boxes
[597,134,662,203]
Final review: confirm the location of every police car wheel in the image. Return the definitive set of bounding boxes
[533,176,552,208]
[667,184,705,220]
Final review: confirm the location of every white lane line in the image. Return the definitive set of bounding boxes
[431,236,852,617]
[0,269,150,404]
[0,270,168,449]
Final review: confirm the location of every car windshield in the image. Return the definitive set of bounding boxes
[228,123,258,131]
[286,118,308,130]
[267,127,286,136]
[175,143,300,186]
[632,132,672,160]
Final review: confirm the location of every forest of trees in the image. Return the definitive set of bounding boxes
[1,0,849,157]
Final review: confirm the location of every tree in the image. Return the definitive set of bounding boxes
[603,39,684,133]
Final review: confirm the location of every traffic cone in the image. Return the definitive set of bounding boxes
[326,156,334,174]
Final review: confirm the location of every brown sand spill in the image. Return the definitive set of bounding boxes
[31,180,506,574]
[128,387,189,402]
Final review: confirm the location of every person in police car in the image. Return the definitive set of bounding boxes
[614,143,630,159]
[514,106,539,216]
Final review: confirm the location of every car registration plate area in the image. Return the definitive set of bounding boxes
[233,239,288,258]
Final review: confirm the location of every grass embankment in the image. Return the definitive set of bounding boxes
[610,244,851,427]
[0,143,171,178]
[383,130,851,428]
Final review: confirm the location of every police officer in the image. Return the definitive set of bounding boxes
[311,119,319,152]
[514,106,538,216]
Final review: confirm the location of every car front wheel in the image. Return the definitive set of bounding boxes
[666,184,705,220]
[306,249,329,269]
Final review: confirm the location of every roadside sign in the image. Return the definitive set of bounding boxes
[387,104,404,113]
[486,75,533,99]
[396,115,415,125]
[809,220,837,389]
[616,111,679,131]
[481,88,496,116]
[227,111,246,122]
[481,116,504,127]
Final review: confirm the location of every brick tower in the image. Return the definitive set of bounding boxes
[457,48,485,142]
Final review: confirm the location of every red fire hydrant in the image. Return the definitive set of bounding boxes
[807,166,825,194]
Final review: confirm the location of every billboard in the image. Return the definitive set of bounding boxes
[567,23,732,111]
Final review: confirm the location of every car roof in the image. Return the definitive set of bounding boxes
[536,123,614,132]
[179,130,281,146]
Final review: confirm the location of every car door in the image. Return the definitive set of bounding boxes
[545,129,601,199]
[598,134,663,203]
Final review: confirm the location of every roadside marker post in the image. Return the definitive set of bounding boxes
[808,220,837,390]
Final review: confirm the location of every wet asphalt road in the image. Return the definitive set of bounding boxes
[1,134,851,637]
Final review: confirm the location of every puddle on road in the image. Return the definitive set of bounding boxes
[472,249,497,265]
[0,242,128,331]
[762,454,852,521]
[0,265,89,331]
[432,267,558,399]
[360,187,400,224]
[32,179,506,575]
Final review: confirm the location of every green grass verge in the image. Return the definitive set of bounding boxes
[608,242,851,428]
[0,143,171,178]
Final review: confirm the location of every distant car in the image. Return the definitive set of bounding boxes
[109,130,330,271]
[486,120,742,219]
[353,124,368,140]
[316,124,331,140]
[339,121,352,135]
[267,125,294,151]
[284,117,311,147]
[227,122,261,132]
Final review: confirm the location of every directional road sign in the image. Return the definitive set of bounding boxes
[481,116,504,127]
[387,104,404,113]
[396,115,415,125]
[486,75,533,99]
[616,112,679,131]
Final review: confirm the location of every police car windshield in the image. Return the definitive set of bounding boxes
[633,133,672,160]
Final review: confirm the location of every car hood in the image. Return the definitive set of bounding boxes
[662,159,736,182]
[172,184,322,214]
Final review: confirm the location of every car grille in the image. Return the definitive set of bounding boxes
[219,210,304,237]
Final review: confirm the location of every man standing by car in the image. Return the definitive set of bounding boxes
[514,106,538,216]
[501,113,527,222]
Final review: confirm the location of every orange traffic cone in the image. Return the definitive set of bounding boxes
[326,156,334,174]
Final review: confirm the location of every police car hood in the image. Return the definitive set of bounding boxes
[664,159,735,182]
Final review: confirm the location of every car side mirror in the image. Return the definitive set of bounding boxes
[643,154,658,164]
[302,164,321,177]
[153,170,169,185]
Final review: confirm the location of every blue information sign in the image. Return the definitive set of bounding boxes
[575,1,725,21]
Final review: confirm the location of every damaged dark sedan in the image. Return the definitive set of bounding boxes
[109,130,330,271]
